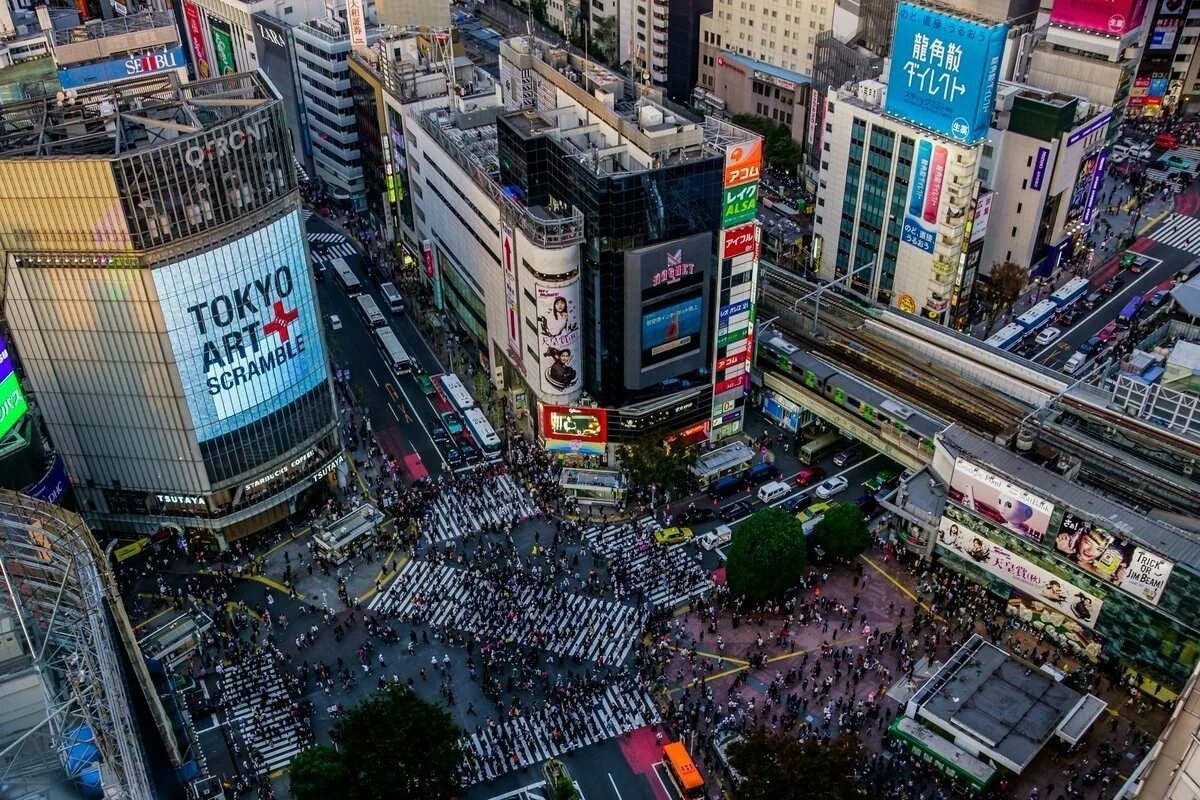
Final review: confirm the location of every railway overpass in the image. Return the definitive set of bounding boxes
[758,265,1200,514]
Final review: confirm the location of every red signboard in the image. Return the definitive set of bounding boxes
[183,0,212,79]
[715,374,746,395]
[722,223,759,260]
[421,239,435,278]
[1050,0,1148,35]
[715,351,747,372]
[541,405,608,444]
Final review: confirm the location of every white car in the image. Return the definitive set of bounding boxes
[698,525,734,551]
[1109,151,1128,164]
[814,476,848,500]
[1034,326,1062,346]
[329,314,343,330]
[1132,144,1153,160]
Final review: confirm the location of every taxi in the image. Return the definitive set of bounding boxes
[655,526,694,546]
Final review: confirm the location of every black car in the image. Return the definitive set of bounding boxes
[719,500,753,522]
[678,506,716,525]
[854,494,880,515]
[430,425,450,443]
[444,446,463,466]
[1102,276,1124,294]
[832,446,862,468]
[782,494,815,514]
[1078,335,1104,356]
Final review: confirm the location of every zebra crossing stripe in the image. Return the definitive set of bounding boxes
[1148,214,1200,254]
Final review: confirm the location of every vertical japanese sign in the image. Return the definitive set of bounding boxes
[501,227,520,358]
[885,3,1009,143]
[901,137,949,254]
[183,0,212,79]
[347,0,368,51]
[209,16,237,75]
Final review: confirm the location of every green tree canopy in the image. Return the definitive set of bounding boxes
[731,114,802,175]
[615,435,694,497]
[289,744,349,800]
[985,260,1028,331]
[308,685,464,800]
[725,507,807,603]
[812,503,869,563]
[727,729,867,800]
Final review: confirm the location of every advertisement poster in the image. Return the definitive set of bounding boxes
[209,17,238,75]
[722,223,759,260]
[183,0,212,79]
[1082,150,1109,225]
[536,283,581,394]
[1007,597,1102,661]
[24,454,68,506]
[1031,147,1050,191]
[0,331,28,440]
[58,46,186,89]
[722,182,759,227]
[501,227,520,355]
[1050,0,1149,35]
[151,211,329,441]
[885,2,1008,143]
[724,140,763,188]
[542,405,607,455]
[1054,514,1174,605]
[902,138,948,254]
[939,515,1103,628]
[948,458,1056,542]
[643,297,703,362]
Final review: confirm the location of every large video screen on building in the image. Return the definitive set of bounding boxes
[0,332,28,440]
[885,2,1008,144]
[642,296,704,366]
[152,211,329,442]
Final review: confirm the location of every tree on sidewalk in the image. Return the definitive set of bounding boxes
[811,503,870,563]
[616,435,694,497]
[984,260,1028,333]
[290,685,463,800]
[727,729,867,800]
[725,508,807,603]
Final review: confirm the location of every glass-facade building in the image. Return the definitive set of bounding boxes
[0,73,339,544]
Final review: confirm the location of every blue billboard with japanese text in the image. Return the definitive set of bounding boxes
[885,3,1009,144]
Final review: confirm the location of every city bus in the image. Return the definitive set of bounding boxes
[797,430,844,465]
[355,294,386,329]
[380,281,404,313]
[888,716,995,794]
[984,322,1026,352]
[1116,295,1144,330]
[1049,276,1089,309]
[1015,299,1059,332]
[462,407,502,461]
[436,373,477,414]
[331,257,361,295]
[662,741,705,799]
[374,326,413,374]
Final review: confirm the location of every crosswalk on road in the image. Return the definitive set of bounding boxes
[461,684,660,784]
[308,231,346,243]
[419,474,540,545]
[1146,213,1200,255]
[218,660,312,776]
[373,559,644,665]
[583,515,713,610]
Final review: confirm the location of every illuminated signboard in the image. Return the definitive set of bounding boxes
[724,140,763,188]
[722,182,759,227]
[901,137,950,254]
[722,223,759,260]
[1050,0,1148,35]
[885,3,1008,143]
[183,0,211,79]
[58,46,187,89]
[209,16,237,75]
[0,332,28,440]
[542,405,607,456]
[151,211,329,442]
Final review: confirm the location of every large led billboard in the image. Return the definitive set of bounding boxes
[885,3,1008,144]
[0,332,28,440]
[947,458,1056,543]
[152,211,329,442]
[535,282,582,395]
[643,297,704,366]
[1054,514,1174,605]
[542,405,607,456]
[1050,0,1148,36]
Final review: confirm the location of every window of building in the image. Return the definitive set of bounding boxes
[1011,226,1017,237]
[1016,202,1022,213]
[815,214,823,224]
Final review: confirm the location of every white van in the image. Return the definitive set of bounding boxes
[1062,352,1087,375]
[380,282,404,313]
[699,525,733,551]
[757,481,791,504]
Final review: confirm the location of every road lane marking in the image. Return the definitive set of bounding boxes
[608,772,624,800]
[369,368,379,386]
[389,403,399,421]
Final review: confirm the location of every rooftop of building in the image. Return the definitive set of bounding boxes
[910,634,1087,773]
[51,10,176,46]
[0,71,275,159]
[938,425,1200,571]
[718,50,811,88]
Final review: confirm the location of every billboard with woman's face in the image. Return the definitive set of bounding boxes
[536,282,581,396]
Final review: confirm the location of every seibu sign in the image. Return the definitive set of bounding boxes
[58,45,187,90]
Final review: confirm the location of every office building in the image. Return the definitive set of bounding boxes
[0,72,341,547]
[619,0,712,103]
[696,0,834,79]
[373,35,761,455]
[294,16,382,204]
[177,0,328,81]
[693,49,810,146]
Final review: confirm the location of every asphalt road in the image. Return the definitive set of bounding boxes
[305,213,451,477]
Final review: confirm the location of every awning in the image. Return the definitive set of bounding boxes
[1056,693,1108,746]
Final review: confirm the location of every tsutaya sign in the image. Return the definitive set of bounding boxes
[183,119,271,168]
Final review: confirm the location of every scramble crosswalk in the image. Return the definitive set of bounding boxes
[419,474,540,545]
[583,516,713,610]
[372,559,644,664]
[460,684,660,784]
[219,661,312,776]
[1146,213,1200,255]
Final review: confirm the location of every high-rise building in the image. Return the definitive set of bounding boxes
[368,35,761,454]
[43,10,187,91]
[294,15,382,205]
[0,72,341,547]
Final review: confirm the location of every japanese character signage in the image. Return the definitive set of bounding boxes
[901,137,949,254]
[722,182,760,227]
[724,140,763,188]
[885,3,1008,144]
[1050,0,1148,36]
